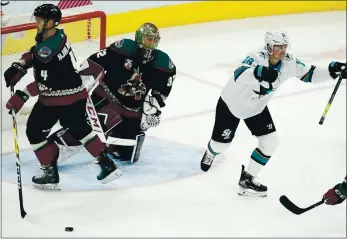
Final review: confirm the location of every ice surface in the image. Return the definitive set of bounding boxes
[1,11,346,237]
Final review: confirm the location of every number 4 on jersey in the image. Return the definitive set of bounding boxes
[41,70,48,81]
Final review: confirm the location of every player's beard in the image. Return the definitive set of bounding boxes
[35,31,44,42]
[35,27,46,42]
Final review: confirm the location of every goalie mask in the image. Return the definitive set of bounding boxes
[135,22,161,64]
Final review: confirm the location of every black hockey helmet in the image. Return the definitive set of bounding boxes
[33,4,62,26]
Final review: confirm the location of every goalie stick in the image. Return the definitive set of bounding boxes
[86,78,136,146]
[279,195,326,215]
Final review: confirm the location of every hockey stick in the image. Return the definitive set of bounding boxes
[86,78,136,146]
[10,86,27,219]
[279,195,326,215]
[9,87,38,223]
[319,75,343,125]
[86,97,136,146]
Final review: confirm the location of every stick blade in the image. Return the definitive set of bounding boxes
[279,195,305,215]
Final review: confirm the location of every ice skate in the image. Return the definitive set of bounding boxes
[95,152,122,184]
[200,150,216,172]
[32,164,60,190]
[238,165,267,197]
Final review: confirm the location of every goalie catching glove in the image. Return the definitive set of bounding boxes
[140,92,164,131]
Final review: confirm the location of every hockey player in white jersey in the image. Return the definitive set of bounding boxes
[200,31,346,197]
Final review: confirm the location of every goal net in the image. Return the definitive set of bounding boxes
[1,9,106,130]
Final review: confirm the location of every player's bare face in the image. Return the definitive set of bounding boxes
[35,17,45,34]
[273,45,287,60]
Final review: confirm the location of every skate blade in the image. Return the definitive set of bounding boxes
[201,165,211,172]
[238,186,267,197]
[32,183,61,191]
[100,168,123,184]
[200,161,213,172]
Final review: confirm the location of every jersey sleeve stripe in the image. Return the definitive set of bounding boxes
[234,66,251,81]
[300,65,316,83]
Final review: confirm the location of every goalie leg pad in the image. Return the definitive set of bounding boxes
[48,127,82,147]
[47,127,86,164]
[97,102,123,133]
[131,133,145,163]
[106,133,145,163]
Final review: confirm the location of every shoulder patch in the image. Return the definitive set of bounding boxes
[110,38,138,57]
[285,53,294,61]
[259,51,268,60]
[114,39,124,48]
[152,50,175,72]
[35,28,65,61]
[38,46,51,58]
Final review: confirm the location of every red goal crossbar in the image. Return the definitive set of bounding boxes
[1,11,106,49]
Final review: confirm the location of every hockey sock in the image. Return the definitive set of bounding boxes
[32,141,59,165]
[247,148,270,177]
[208,139,229,155]
[80,132,104,157]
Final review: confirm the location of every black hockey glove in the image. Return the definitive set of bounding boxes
[4,62,27,87]
[328,61,346,79]
[253,65,278,83]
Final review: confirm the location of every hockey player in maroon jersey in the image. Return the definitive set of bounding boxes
[6,22,176,164]
[4,4,121,190]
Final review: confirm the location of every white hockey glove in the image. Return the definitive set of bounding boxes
[140,94,162,131]
[78,59,106,92]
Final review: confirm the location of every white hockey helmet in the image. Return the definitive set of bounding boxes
[265,31,289,54]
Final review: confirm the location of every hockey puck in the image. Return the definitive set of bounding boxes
[65,227,74,232]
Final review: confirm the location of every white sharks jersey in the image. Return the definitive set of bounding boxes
[220,47,333,119]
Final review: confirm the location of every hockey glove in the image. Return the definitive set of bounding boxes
[328,61,346,79]
[253,65,278,83]
[6,90,30,114]
[4,62,28,87]
[141,94,162,131]
[323,180,347,205]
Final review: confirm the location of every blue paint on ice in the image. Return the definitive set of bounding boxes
[1,136,205,191]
